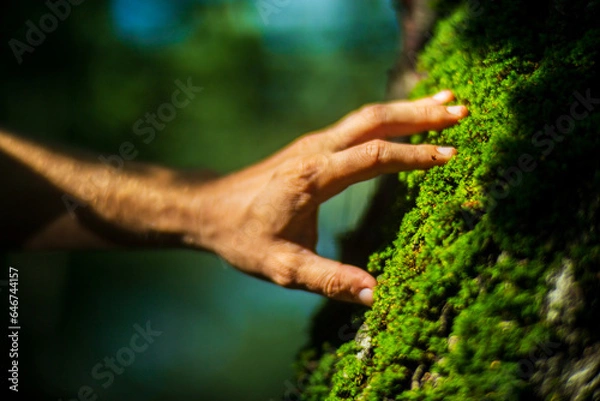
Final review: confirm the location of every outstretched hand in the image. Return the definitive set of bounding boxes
[186,90,468,306]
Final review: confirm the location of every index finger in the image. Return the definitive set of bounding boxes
[312,141,457,204]
[330,91,468,150]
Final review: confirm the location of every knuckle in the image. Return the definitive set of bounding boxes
[290,154,327,195]
[296,154,326,179]
[270,255,299,289]
[363,140,388,167]
[359,104,389,128]
[415,105,439,122]
[272,269,296,288]
[416,105,432,121]
[273,154,328,212]
[321,269,343,298]
[261,244,302,288]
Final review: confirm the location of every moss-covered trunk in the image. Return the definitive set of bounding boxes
[294,1,600,400]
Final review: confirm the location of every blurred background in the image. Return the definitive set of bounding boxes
[0,0,398,399]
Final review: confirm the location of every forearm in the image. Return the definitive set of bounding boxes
[0,130,215,250]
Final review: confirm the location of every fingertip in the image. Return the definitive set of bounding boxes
[358,288,374,307]
[436,146,457,157]
[432,90,454,103]
[446,105,469,118]
[341,266,376,306]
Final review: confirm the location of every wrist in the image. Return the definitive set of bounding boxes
[78,165,220,250]
[164,170,221,252]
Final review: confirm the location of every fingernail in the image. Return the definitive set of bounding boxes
[437,146,456,156]
[446,105,467,116]
[358,288,374,306]
[433,90,452,102]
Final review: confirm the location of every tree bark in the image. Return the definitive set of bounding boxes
[297,1,600,400]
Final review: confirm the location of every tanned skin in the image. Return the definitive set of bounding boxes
[0,91,468,306]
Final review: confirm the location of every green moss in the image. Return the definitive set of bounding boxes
[295,1,600,400]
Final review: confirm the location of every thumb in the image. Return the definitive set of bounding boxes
[295,252,377,306]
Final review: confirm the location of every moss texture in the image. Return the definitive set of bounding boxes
[294,1,600,400]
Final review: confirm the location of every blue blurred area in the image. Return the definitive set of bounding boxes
[253,0,398,54]
[112,0,398,54]
[111,0,196,45]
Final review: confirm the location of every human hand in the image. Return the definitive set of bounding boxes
[185,90,468,306]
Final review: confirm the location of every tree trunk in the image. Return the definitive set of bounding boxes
[295,1,600,400]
